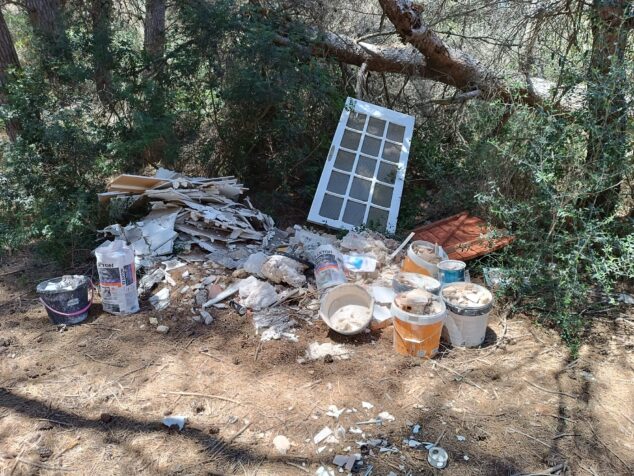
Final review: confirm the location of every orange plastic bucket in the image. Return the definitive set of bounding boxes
[401,241,447,278]
[391,296,446,358]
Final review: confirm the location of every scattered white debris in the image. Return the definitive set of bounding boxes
[361,401,374,410]
[326,405,346,420]
[298,342,352,363]
[273,435,291,454]
[181,270,190,279]
[464,454,470,461]
[162,415,186,430]
[149,317,158,325]
[456,435,466,442]
[377,411,395,422]
[261,255,307,288]
[156,325,169,334]
[405,439,423,448]
[617,292,634,304]
[238,276,278,310]
[413,424,421,434]
[253,308,297,342]
[149,288,170,310]
[314,427,333,445]
[202,281,240,308]
[180,285,190,294]
[162,259,186,271]
[371,286,395,304]
[349,427,363,434]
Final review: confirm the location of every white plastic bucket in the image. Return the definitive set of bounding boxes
[95,240,140,315]
[401,240,448,278]
[391,294,446,358]
[441,283,493,347]
[319,284,373,335]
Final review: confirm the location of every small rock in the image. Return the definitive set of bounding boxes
[208,425,220,435]
[200,310,214,325]
[195,289,208,306]
[323,354,334,364]
[36,421,54,431]
[156,325,169,334]
[232,357,240,365]
[37,447,52,460]
[149,317,158,326]
[232,268,248,279]
[273,435,291,454]
[192,315,201,323]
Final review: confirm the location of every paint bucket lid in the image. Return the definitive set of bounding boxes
[438,260,466,271]
[441,282,493,316]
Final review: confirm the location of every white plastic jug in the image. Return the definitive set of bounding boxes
[95,240,140,315]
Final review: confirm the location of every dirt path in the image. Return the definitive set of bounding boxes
[1,255,633,475]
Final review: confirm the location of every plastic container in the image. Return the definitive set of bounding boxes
[391,293,446,358]
[441,282,493,347]
[401,240,448,278]
[95,240,140,315]
[392,272,441,295]
[319,284,373,335]
[437,260,466,285]
[313,245,347,291]
[36,275,92,325]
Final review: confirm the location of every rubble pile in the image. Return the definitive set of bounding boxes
[394,289,443,315]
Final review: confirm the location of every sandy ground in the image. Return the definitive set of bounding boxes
[1,253,633,476]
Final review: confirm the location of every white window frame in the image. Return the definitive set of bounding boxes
[307,97,415,234]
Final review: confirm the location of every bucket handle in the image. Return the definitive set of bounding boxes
[39,281,94,317]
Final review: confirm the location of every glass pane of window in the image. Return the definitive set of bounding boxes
[367,117,386,136]
[382,141,401,162]
[341,130,362,150]
[356,156,377,178]
[342,200,366,226]
[319,194,343,220]
[346,113,367,131]
[334,149,355,171]
[372,183,393,208]
[386,123,405,143]
[377,162,398,184]
[350,177,371,201]
[326,171,350,195]
[367,207,389,229]
[361,135,381,156]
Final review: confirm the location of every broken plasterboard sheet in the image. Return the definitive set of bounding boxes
[108,174,169,193]
[307,97,415,233]
[243,252,268,277]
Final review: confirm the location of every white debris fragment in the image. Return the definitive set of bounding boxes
[273,435,291,454]
[244,252,268,277]
[298,342,352,363]
[412,424,421,434]
[349,427,363,434]
[315,465,335,476]
[326,405,346,420]
[202,280,240,308]
[371,286,395,304]
[180,285,190,294]
[377,411,395,422]
[164,272,176,286]
[156,325,169,334]
[314,427,333,445]
[181,270,190,279]
[162,415,186,430]
[261,255,307,288]
[162,259,186,271]
[361,401,374,410]
[149,317,158,325]
[457,435,466,441]
[464,454,470,461]
[238,276,278,310]
[149,288,170,310]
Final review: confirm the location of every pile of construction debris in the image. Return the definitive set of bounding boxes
[100,169,276,269]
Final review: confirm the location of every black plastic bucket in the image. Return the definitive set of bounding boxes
[36,275,93,325]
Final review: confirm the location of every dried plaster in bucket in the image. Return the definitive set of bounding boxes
[394,289,443,315]
[442,283,492,307]
[412,243,442,265]
[329,304,371,334]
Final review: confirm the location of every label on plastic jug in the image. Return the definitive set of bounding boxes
[95,240,140,315]
[313,245,346,291]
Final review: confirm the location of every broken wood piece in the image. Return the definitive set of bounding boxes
[166,391,243,405]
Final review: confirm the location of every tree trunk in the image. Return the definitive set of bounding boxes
[92,0,113,106]
[144,0,166,64]
[25,0,69,62]
[0,9,21,141]
[585,0,629,215]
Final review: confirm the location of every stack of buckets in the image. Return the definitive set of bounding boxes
[392,240,493,357]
